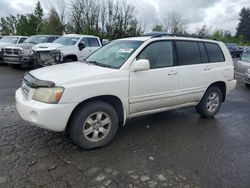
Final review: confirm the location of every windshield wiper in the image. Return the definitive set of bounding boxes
[87,60,115,69]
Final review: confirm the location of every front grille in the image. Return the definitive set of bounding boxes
[13,49,20,55]
[4,48,21,55]
[5,49,12,54]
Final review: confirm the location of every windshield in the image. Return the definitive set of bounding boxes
[86,40,143,69]
[53,37,80,46]
[0,36,19,44]
[240,52,250,63]
[24,36,48,44]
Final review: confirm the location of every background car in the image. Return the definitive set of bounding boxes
[32,34,102,66]
[2,35,59,68]
[236,51,250,76]
[225,43,243,58]
[0,36,28,64]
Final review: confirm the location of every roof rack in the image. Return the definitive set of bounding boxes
[142,32,218,41]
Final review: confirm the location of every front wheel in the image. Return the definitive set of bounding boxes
[245,83,250,88]
[196,86,222,118]
[69,101,119,149]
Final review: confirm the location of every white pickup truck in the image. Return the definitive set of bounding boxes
[32,34,102,66]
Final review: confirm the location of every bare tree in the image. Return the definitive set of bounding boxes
[162,12,188,34]
[69,0,142,39]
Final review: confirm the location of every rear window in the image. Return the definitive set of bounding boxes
[175,41,201,66]
[204,43,225,62]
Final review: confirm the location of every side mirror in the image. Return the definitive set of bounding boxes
[132,59,150,72]
[78,42,85,51]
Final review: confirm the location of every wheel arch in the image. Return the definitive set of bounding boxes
[66,95,125,133]
[207,81,226,102]
[63,54,78,62]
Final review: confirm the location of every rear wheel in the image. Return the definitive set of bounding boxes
[196,86,222,118]
[69,101,119,149]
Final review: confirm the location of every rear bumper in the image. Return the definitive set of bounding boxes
[226,79,237,94]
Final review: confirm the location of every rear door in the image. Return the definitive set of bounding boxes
[129,40,178,114]
[174,40,211,105]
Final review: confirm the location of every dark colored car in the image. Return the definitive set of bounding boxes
[225,43,243,58]
[3,35,60,68]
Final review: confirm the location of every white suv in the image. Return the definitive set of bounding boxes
[16,35,237,149]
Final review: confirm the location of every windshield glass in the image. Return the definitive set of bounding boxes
[24,36,48,44]
[240,52,250,63]
[0,36,19,44]
[53,37,80,46]
[86,40,143,69]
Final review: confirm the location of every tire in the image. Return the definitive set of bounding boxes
[63,58,74,63]
[245,83,250,88]
[69,101,119,149]
[10,64,21,69]
[196,86,222,118]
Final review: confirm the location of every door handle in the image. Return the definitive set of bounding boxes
[168,71,177,76]
[204,68,211,71]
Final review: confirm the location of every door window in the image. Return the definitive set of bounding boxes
[19,38,27,44]
[175,41,201,66]
[137,41,174,69]
[87,38,100,47]
[80,38,90,47]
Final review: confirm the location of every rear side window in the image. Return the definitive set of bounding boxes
[19,38,27,44]
[87,38,100,47]
[204,43,225,62]
[175,41,201,65]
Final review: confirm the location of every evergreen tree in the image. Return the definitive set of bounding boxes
[236,7,250,42]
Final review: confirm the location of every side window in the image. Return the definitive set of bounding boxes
[87,38,100,47]
[137,41,174,69]
[19,38,27,44]
[175,41,201,66]
[204,43,225,62]
[47,37,57,43]
[198,42,209,63]
[80,38,90,47]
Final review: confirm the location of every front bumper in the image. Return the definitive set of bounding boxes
[5,54,34,65]
[15,88,77,132]
[226,79,237,94]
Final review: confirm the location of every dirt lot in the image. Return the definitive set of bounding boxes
[0,64,250,188]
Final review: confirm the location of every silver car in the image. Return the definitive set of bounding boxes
[236,52,250,87]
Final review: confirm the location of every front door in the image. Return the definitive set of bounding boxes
[79,37,101,61]
[129,40,178,115]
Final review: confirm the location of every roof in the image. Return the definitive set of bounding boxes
[1,35,28,38]
[117,36,220,43]
[63,34,99,38]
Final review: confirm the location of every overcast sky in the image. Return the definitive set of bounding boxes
[0,0,248,34]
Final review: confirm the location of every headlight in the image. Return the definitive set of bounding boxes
[32,87,64,104]
[23,48,33,55]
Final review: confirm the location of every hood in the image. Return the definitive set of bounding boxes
[0,42,12,45]
[29,62,116,85]
[32,43,65,51]
[5,43,34,49]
